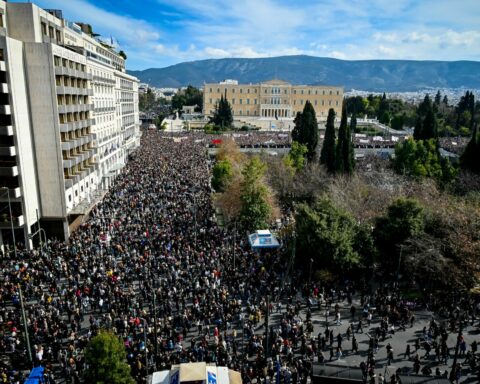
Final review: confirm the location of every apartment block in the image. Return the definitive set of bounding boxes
[0,1,140,247]
[203,79,344,120]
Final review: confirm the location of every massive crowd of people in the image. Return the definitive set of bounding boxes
[0,130,478,384]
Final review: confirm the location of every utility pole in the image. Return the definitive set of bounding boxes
[18,285,32,364]
[233,221,236,271]
[153,289,158,370]
[265,295,270,360]
[450,312,463,382]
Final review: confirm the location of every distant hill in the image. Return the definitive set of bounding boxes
[128,55,480,92]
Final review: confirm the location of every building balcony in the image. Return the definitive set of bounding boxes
[0,146,16,156]
[0,125,13,136]
[62,156,82,169]
[0,187,21,200]
[59,122,74,132]
[0,214,24,229]
[0,165,18,177]
[56,86,93,96]
[0,105,11,114]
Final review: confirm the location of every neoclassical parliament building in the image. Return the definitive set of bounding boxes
[203,79,343,120]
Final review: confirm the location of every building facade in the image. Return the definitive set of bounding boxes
[203,79,343,120]
[0,1,140,247]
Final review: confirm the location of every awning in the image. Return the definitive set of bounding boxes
[180,362,206,382]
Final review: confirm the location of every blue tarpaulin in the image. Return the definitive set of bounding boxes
[25,366,44,384]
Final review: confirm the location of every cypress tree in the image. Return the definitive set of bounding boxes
[211,95,233,129]
[422,109,438,140]
[291,112,302,142]
[413,116,423,141]
[335,102,347,173]
[320,108,336,173]
[344,113,356,174]
[294,101,318,161]
[461,122,480,174]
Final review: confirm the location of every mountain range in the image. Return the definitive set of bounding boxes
[128,55,480,92]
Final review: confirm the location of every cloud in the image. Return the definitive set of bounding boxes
[36,0,480,69]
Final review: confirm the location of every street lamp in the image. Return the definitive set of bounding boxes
[0,187,33,364]
[139,317,149,384]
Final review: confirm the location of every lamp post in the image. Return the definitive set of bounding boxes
[1,187,33,364]
[139,317,149,384]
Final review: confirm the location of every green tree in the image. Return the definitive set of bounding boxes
[139,89,156,112]
[172,85,203,111]
[460,122,480,174]
[239,156,272,231]
[287,141,308,172]
[295,197,361,271]
[294,101,319,161]
[85,331,135,384]
[393,138,453,182]
[211,95,233,129]
[335,103,347,173]
[212,160,233,192]
[335,102,354,174]
[422,109,438,139]
[320,108,336,173]
[291,112,302,142]
[344,113,356,174]
[374,198,425,264]
[391,114,404,131]
[379,111,391,125]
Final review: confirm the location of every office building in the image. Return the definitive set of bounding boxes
[0,1,140,247]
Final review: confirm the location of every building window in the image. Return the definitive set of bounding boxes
[247,89,250,94]
[240,99,242,104]
[240,89,242,93]
[336,100,339,106]
[209,88,212,92]
[329,100,332,106]
[75,190,78,196]
[0,15,4,28]
[254,99,257,104]
[315,100,317,106]
[301,90,304,95]
[247,99,250,104]
[322,100,324,106]
[68,195,72,202]
[337,90,340,95]
[41,22,47,35]
[232,99,235,104]
[239,110,242,115]
[209,98,212,104]
[330,90,332,95]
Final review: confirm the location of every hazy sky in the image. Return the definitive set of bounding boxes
[34,0,480,70]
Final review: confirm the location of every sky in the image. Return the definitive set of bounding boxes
[33,0,480,71]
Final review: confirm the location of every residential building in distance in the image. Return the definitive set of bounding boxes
[203,79,343,121]
[0,0,140,247]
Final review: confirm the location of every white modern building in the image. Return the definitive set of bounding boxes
[0,1,140,247]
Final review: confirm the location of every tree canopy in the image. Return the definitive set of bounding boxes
[291,101,318,161]
[85,331,135,384]
[320,108,336,173]
[210,95,233,129]
[239,156,272,231]
[295,197,361,271]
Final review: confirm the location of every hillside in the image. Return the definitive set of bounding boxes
[128,55,480,92]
